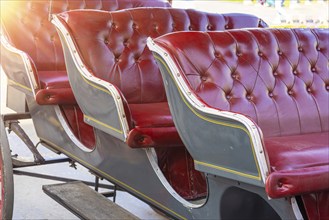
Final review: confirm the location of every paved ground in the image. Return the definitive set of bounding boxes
[0,1,327,219]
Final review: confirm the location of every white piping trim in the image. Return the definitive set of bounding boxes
[51,15,130,140]
[54,106,94,153]
[147,37,269,184]
[291,197,304,220]
[0,30,38,96]
[145,148,205,209]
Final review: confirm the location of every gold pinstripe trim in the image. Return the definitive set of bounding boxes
[81,74,113,96]
[78,71,124,135]
[154,54,261,181]
[84,115,123,134]
[8,79,32,92]
[195,160,260,180]
[40,138,187,220]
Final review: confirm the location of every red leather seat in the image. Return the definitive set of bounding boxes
[150,28,328,217]
[36,71,76,105]
[54,8,268,149]
[127,103,183,148]
[53,8,267,200]
[265,132,329,198]
[1,0,171,149]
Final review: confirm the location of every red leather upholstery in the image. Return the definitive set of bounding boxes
[59,8,267,104]
[61,105,96,149]
[1,0,170,151]
[302,191,329,220]
[127,103,183,148]
[36,71,76,105]
[1,0,170,105]
[56,8,267,200]
[54,8,269,145]
[152,29,328,211]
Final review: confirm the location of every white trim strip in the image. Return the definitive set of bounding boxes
[145,148,205,209]
[291,197,304,220]
[54,106,94,153]
[51,15,130,140]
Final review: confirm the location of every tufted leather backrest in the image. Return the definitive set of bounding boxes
[153,29,329,137]
[57,8,267,103]
[0,0,170,72]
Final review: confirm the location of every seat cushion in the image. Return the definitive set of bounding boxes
[127,102,183,148]
[264,132,329,198]
[38,70,70,89]
[36,71,76,105]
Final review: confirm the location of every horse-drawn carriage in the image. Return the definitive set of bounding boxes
[1,0,328,219]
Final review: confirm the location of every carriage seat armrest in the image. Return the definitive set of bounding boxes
[266,165,329,198]
[0,34,40,96]
[52,15,131,141]
[52,14,132,141]
[35,88,77,105]
[78,76,132,142]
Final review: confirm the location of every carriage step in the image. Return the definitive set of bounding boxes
[42,181,139,220]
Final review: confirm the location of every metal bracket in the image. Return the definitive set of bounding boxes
[5,120,45,164]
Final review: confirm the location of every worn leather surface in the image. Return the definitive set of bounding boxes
[152,29,329,211]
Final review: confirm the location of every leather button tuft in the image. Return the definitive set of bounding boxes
[258,51,263,57]
[316,46,321,51]
[188,26,193,31]
[246,95,252,100]
[273,72,278,76]
[298,47,303,52]
[214,52,220,58]
[269,92,274,98]
[307,87,312,93]
[104,39,109,45]
[278,50,283,55]
[293,70,298,75]
[232,73,238,79]
[236,51,242,57]
[288,90,293,95]
[225,24,229,29]
[201,76,207,81]
[207,24,212,30]
[278,182,283,188]
[311,67,316,72]
[326,85,329,91]
[226,95,231,100]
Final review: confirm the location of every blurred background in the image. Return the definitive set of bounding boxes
[172,0,328,28]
